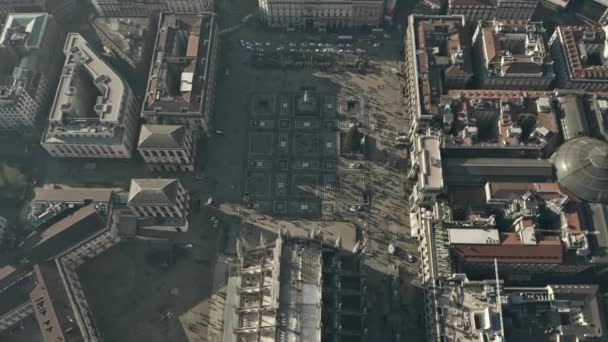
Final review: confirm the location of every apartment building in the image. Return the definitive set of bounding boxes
[404,15,473,136]
[0,0,75,24]
[550,25,608,91]
[448,0,538,24]
[0,13,64,132]
[137,124,196,172]
[90,0,213,17]
[258,0,383,30]
[439,90,560,158]
[41,33,140,159]
[473,20,554,90]
[142,13,219,134]
[127,178,190,219]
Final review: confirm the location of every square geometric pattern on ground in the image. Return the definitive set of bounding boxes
[251,94,276,116]
[246,93,341,217]
[246,174,271,196]
[249,133,274,155]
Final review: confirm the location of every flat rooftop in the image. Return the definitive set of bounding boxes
[34,187,114,204]
[43,33,130,145]
[143,13,216,116]
[415,135,444,191]
[443,90,558,149]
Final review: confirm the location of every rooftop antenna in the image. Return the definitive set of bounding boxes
[494,258,505,338]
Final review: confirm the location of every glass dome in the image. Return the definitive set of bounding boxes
[554,137,608,203]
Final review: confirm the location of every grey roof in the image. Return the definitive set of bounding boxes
[127,178,180,206]
[557,94,590,141]
[443,157,554,184]
[138,124,187,149]
[583,203,608,263]
[554,137,608,203]
[34,187,113,204]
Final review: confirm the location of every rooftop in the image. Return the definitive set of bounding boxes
[409,15,472,119]
[503,284,605,341]
[0,13,48,49]
[554,25,608,82]
[477,20,553,79]
[432,277,504,342]
[31,203,109,261]
[442,180,596,265]
[442,90,559,150]
[43,33,131,145]
[0,13,54,110]
[138,124,187,149]
[415,135,444,191]
[34,187,114,204]
[92,17,151,66]
[127,178,181,206]
[433,278,606,342]
[30,262,84,342]
[143,13,216,117]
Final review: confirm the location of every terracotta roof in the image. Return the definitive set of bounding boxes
[557,25,608,80]
[31,263,84,342]
[451,233,563,263]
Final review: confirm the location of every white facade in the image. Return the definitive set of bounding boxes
[258,0,383,30]
[90,0,213,17]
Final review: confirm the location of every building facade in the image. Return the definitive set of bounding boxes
[41,33,140,159]
[142,13,219,134]
[258,0,383,30]
[138,124,196,172]
[473,20,554,90]
[550,25,608,91]
[0,13,64,132]
[448,0,538,24]
[127,178,190,219]
[90,0,213,17]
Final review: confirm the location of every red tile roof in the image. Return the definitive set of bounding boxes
[451,233,563,264]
